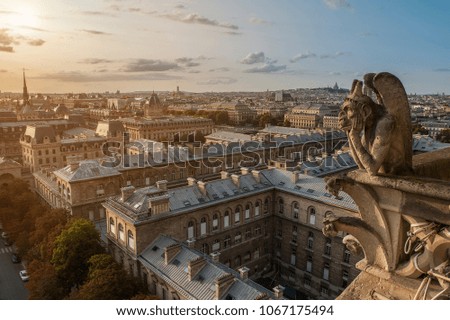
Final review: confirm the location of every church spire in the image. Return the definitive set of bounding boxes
[23,69,29,103]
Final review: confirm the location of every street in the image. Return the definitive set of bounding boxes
[0,242,28,300]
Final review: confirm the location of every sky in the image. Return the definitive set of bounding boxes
[0,0,449,94]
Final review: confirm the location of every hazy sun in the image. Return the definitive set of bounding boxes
[9,5,40,29]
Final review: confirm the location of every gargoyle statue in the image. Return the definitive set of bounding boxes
[339,72,413,176]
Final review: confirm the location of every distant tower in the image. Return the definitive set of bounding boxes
[333,82,339,90]
[176,86,180,93]
[23,69,29,103]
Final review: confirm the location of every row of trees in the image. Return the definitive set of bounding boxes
[0,179,152,299]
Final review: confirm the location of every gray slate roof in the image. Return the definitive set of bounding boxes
[139,235,274,300]
[54,160,121,182]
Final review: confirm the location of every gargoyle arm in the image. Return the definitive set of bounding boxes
[349,117,394,175]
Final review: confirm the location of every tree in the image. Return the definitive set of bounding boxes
[51,218,104,292]
[412,123,429,135]
[26,260,66,299]
[436,129,450,143]
[72,254,141,299]
[215,111,229,125]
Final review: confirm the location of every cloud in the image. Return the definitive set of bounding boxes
[33,71,181,82]
[123,59,180,72]
[249,17,272,25]
[81,11,115,17]
[175,57,200,67]
[224,31,242,36]
[160,12,239,30]
[244,63,286,73]
[0,46,13,52]
[81,29,112,35]
[290,52,317,62]
[0,28,18,46]
[359,32,376,38]
[323,0,352,9]
[27,39,45,46]
[0,69,7,72]
[209,67,230,72]
[128,8,141,12]
[174,4,185,9]
[241,51,266,64]
[18,26,50,32]
[434,68,450,72]
[197,77,237,85]
[320,51,349,59]
[79,58,115,64]
[329,71,341,76]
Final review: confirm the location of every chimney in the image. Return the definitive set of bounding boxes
[220,171,229,180]
[240,167,250,175]
[186,238,196,248]
[156,180,167,191]
[188,257,206,281]
[187,177,197,186]
[238,267,250,281]
[251,169,261,183]
[210,251,220,263]
[291,171,300,183]
[215,273,235,299]
[197,181,207,195]
[273,285,285,299]
[231,174,240,188]
[164,243,181,265]
[69,162,79,171]
[121,186,135,201]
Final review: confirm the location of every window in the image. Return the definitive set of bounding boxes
[292,202,299,219]
[234,256,241,267]
[234,232,242,244]
[304,274,311,289]
[224,211,230,228]
[201,243,209,254]
[244,251,251,263]
[307,232,314,249]
[187,221,195,239]
[118,223,125,242]
[321,286,329,296]
[128,230,135,249]
[325,238,332,256]
[224,236,231,248]
[254,225,261,236]
[212,214,219,231]
[254,247,260,259]
[343,249,351,263]
[306,256,313,273]
[245,228,252,240]
[342,270,349,287]
[264,198,270,214]
[245,204,250,220]
[278,198,284,214]
[109,217,116,235]
[276,220,282,238]
[255,202,260,216]
[323,263,330,280]
[308,207,316,225]
[200,217,207,236]
[234,207,240,224]
[290,248,296,265]
[212,239,220,251]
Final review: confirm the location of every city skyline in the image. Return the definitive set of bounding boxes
[0,0,449,94]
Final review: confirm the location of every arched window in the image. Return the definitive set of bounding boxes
[234,207,241,224]
[308,207,316,225]
[343,249,351,263]
[224,211,230,228]
[323,263,330,280]
[200,217,207,236]
[109,217,116,235]
[264,197,270,214]
[187,221,195,239]
[290,248,297,265]
[212,213,219,231]
[118,223,125,242]
[292,201,300,219]
[128,230,135,249]
[278,198,284,214]
[245,204,251,220]
[255,201,260,216]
